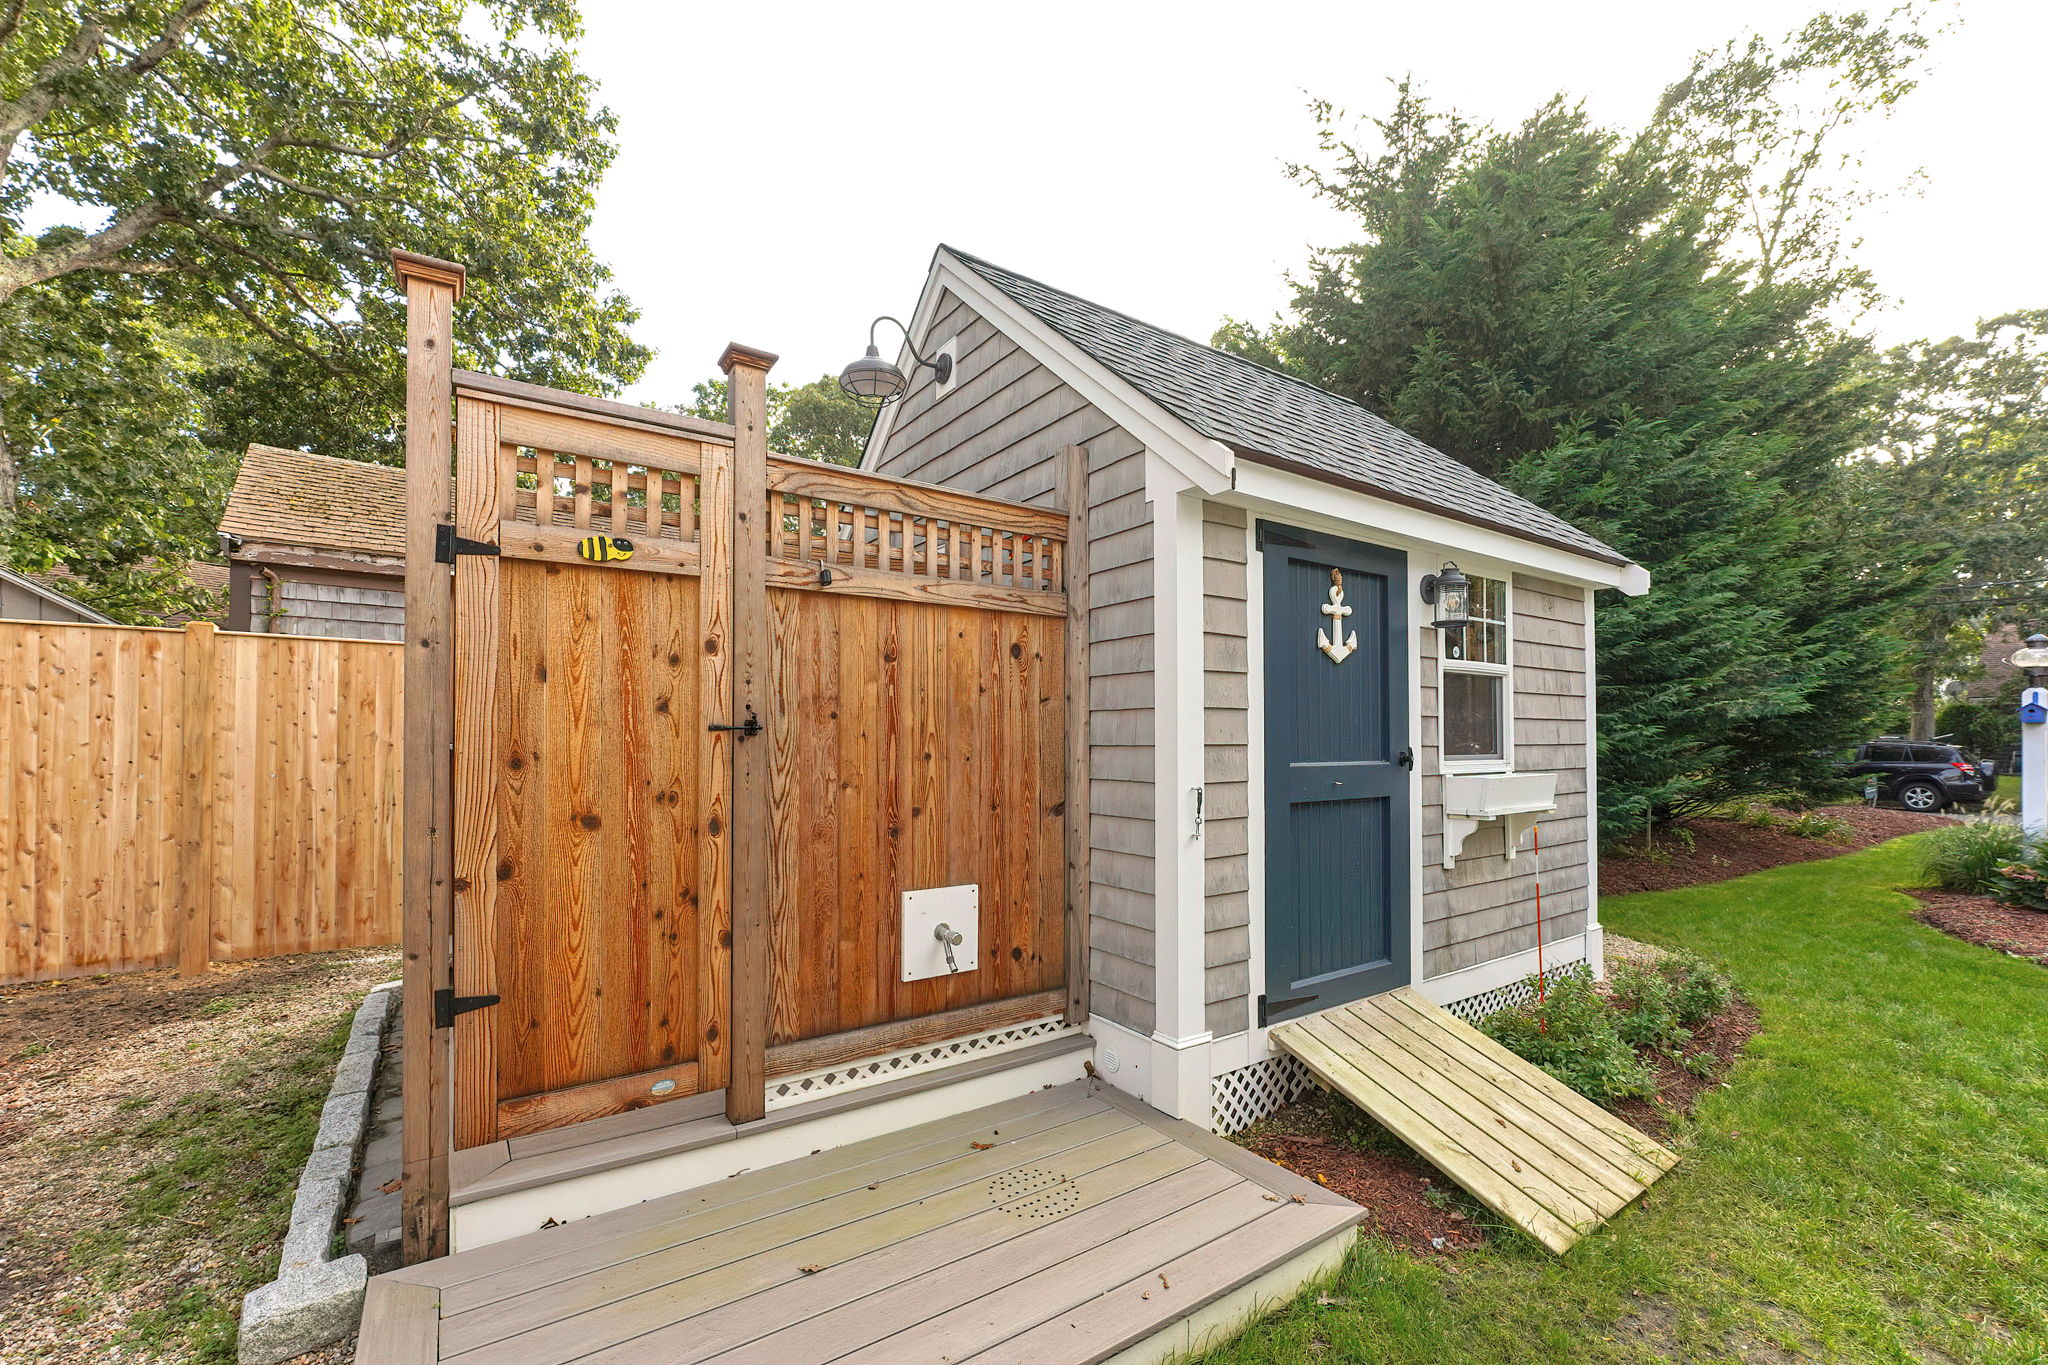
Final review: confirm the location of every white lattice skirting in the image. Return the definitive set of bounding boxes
[766,1014,1077,1111]
[1208,961,1595,1133]
[1211,1054,1318,1135]
[1437,960,1593,1024]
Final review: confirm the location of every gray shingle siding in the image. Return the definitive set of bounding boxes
[1201,503,1252,1038]
[1420,573,1591,978]
[871,289,1158,1034]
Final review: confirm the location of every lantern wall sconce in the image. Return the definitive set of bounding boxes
[2014,632,2048,680]
[1420,562,1472,633]
[838,316,952,405]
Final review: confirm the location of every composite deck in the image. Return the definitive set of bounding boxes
[358,1080,1362,1364]
[1270,986,1678,1254]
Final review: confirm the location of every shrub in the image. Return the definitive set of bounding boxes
[1917,819,2028,895]
[1782,811,1852,842]
[1605,960,1683,1049]
[1480,971,1654,1105]
[1991,852,2048,913]
[1728,802,1851,842]
[1657,948,1734,1027]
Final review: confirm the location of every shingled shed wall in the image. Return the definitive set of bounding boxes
[870,289,1159,1034]
[1200,504,1252,1038]
[1418,573,1591,976]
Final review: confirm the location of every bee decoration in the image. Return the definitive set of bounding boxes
[577,535,635,563]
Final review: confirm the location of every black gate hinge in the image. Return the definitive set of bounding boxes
[434,523,502,564]
[1258,992,1319,1027]
[434,987,500,1029]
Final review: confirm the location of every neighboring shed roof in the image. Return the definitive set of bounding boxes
[220,444,406,558]
[943,248,1629,566]
[0,565,114,623]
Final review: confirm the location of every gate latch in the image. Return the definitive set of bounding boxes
[434,988,500,1029]
[708,705,763,741]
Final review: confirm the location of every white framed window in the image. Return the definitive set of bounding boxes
[1440,573,1511,769]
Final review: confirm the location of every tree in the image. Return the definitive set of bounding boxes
[673,374,875,466]
[1845,313,2048,737]
[0,253,230,620]
[1220,11,1938,837]
[1,0,650,599]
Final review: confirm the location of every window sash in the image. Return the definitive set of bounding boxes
[1441,669,1505,762]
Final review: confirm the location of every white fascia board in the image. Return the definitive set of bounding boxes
[1230,460,1647,595]
[862,252,1235,496]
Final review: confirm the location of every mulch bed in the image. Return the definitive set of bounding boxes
[1610,993,1760,1139]
[1236,1101,1488,1256]
[1600,804,1949,896]
[1904,889,2048,965]
[1236,939,1755,1257]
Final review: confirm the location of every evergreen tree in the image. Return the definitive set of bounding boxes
[1220,12,1937,837]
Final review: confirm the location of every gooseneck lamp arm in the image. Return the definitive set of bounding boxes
[868,316,951,383]
[838,316,953,404]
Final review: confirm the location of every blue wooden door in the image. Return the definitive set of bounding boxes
[1259,523,1410,1025]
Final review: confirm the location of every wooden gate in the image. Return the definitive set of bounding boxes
[444,362,1075,1150]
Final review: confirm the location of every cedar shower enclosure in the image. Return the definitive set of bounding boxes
[393,253,1088,1259]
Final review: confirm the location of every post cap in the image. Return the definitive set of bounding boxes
[718,342,779,375]
[391,249,467,300]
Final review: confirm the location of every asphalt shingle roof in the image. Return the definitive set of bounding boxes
[945,248,1629,566]
[220,444,406,558]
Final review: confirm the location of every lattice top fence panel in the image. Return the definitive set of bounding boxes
[764,461,1069,595]
[506,446,704,544]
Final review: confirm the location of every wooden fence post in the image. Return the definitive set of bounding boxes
[721,341,777,1125]
[177,621,218,977]
[1060,446,1092,1025]
[393,248,465,1264]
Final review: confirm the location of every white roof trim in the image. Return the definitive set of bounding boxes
[1229,460,1650,595]
[0,565,116,622]
[862,250,1235,495]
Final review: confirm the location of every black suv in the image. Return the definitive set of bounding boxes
[1839,739,1997,812]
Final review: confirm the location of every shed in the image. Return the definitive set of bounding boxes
[0,565,113,624]
[370,248,1670,1362]
[218,443,407,640]
[863,247,1649,1128]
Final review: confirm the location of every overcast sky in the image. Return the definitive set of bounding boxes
[584,0,2039,403]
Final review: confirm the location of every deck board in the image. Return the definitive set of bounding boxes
[358,1080,1363,1364]
[1269,987,1677,1254]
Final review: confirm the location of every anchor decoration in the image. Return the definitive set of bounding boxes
[1317,567,1357,664]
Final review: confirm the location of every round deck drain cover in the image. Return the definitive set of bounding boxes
[987,1166,1080,1221]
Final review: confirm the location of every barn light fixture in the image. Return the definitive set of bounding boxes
[1420,561,1472,632]
[838,316,951,404]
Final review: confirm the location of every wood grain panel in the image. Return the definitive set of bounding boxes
[486,558,708,1123]
[0,621,402,986]
[764,589,1066,1046]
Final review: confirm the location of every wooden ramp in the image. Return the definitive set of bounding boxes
[1269,987,1677,1253]
[357,1081,1362,1364]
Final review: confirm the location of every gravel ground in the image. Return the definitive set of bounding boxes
[0,948,399,1365]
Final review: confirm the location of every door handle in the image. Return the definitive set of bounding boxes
[1398,747,1414,770]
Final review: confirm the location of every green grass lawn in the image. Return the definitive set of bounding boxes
[1199,836,2048,1365]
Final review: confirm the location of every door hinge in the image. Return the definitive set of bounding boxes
[434,523,501,564]
[1255,521,1311,551]
[1258,992,1319,1027]
[434,988,500,1029]
[707,705,763,741]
